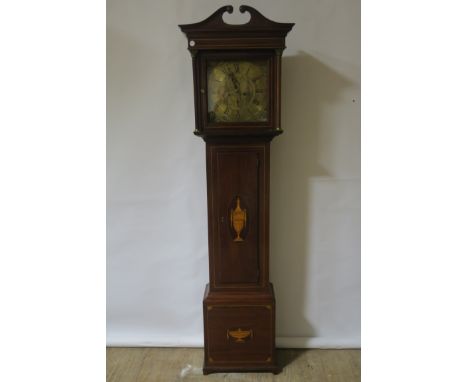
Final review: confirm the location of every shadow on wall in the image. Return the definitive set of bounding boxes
[270,51,354,341]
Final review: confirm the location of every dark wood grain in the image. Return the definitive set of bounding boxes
[179,5,293,374]
[214,148,259,285]
[207,142,269,291]
[203,283,279,374]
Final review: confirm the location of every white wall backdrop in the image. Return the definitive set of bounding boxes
[107,0,360,348]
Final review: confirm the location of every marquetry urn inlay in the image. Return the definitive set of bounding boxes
[230,196,247,242]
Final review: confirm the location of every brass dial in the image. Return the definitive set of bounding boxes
[207,60,269,123]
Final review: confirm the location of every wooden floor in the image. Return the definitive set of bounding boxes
[107,347,360,382]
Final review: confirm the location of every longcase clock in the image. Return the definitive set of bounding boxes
[179,5,294,374]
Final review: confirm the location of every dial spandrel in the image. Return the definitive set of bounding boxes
[207,60,269,123]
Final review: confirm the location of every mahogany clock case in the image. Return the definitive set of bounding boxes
[179,5,294,375]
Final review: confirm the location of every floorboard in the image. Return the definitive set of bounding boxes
[107,348,360,382]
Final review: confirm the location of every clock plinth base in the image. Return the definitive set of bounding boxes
[202,283,280,375]
[202,363,281,375]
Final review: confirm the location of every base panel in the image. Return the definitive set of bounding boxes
[202,283,280,374]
